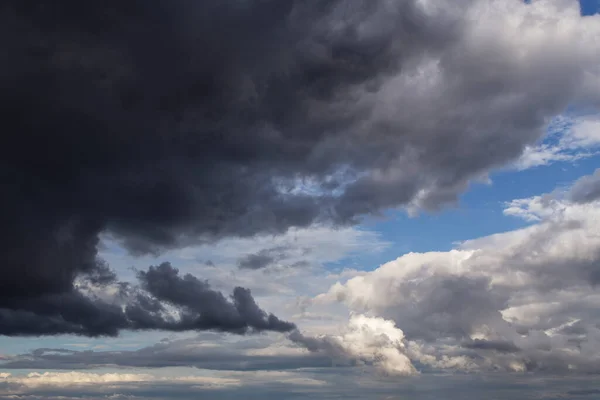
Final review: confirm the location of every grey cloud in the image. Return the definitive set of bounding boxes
[567,389,600,396]
[237,248,283,270]
[379,268,600,372]
[288,330,344,356]
[0,291,128,337]
[2,0,598,336]
[3,365,600,400]
[569,168,600,203]
[558,320,588,336]
[0,262,295,337]
[236,246,303,270]
[318,177,600,374]
[135,262,295,332]
[462,339,521,354]
[286,330,384,370]
[382,276,509,343]
[1,334,330,372]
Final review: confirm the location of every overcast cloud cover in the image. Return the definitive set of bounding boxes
[2,0,600,398]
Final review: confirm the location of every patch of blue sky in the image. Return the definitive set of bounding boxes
[580,0,600,15]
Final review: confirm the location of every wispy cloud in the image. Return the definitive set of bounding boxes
[514,114,600,170]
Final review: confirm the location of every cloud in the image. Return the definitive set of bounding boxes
[461,339,521,354]
[237,247,289,270]
[2,367,600,400]
[0,371,239,388]
[0,333,331,372]
[514,114,600,170]
[569,168,600,203]
[0,369,326,398]
[2,0,599,337]
[134,263,295,333]
[0,262,295,337]
[99,224,390,321]
[309,170,600,373]
[503,167,600,221]
[158,225,389,270]
[290,314,417,376]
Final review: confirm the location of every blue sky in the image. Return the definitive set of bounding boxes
[580,0,600,15]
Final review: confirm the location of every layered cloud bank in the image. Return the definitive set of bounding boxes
[2,0,600,337]
[302,170,600,374]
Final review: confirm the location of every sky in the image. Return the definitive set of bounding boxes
[2,0,600,399]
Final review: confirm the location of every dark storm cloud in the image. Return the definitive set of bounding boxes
[1,0,597,336]
[0,263,295,336]
[135,262,295,332]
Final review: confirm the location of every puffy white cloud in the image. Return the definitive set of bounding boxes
[290,314,416,375]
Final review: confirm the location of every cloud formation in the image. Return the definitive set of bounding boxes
[237,247,289,270]
[514,114,600,170]
[308,170,600,374]
[3,360,600,400]
[0,262,294,336]
[569,168,600,203]
[2,0,599,336]
[290,314,416,375]
[0,369,328,399]
[1,332,331,371]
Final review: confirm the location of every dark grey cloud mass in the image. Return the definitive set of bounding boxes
[1,0,597,336]
[0,262,295,336]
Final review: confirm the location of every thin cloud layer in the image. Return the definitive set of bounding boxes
[2,0,600,337]
[1,336,331,373]
[3,360,600,399]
